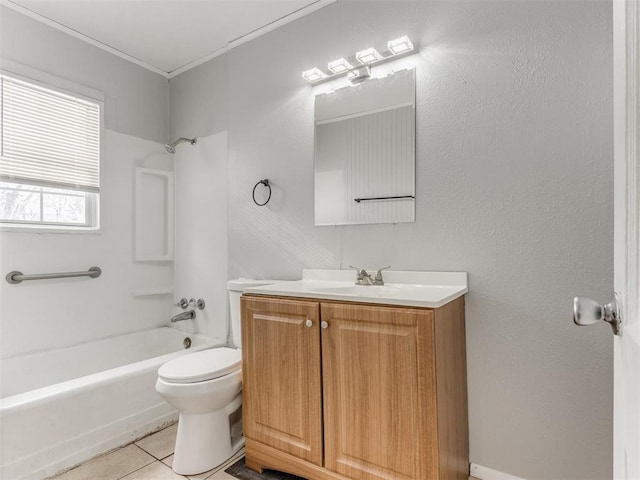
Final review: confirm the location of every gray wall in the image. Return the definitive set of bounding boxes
[170,54,227,140]
[173,2,614,479]
[0,6,169,143]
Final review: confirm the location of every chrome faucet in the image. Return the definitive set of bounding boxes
[171,310,195,323]
[373,266,391,285]
[349,266,391,285]
[350,266,373,285]
[171,297,205,323]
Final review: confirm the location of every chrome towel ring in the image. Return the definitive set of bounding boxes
[252,179,271,206]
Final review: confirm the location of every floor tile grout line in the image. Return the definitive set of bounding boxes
[210,451,247,479]
[53,425,245,480]
[202,450,246,480]
[131,442,164,461]
[116,459,189,480]
[113,446,160,480]
[133,423,179,460]
[134,441,176,460]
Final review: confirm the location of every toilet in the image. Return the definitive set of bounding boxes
[155,279,277,475]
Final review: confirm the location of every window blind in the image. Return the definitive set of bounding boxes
[0,75,100,193]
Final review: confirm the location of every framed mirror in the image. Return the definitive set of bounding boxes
[314,68,415,226]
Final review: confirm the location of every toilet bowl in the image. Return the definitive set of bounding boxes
[155,279,278,476]
[156,348,242,475]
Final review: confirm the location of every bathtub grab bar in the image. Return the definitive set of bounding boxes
[6,267,102,284]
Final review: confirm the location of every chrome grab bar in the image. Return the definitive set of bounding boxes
[6,267,102,284]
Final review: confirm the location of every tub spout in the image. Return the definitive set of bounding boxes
[171,310,195,323]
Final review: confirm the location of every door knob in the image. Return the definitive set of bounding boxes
[305,319,313,328]
[573,294,622,336]
[321,321,329,329]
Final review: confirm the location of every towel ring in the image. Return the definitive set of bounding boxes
[252,179,271,206]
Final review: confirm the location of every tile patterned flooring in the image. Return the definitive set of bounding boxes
[51,423,243,480]
[51,422,481,480]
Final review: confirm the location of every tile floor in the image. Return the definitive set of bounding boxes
[51,423,244,480]
[51,422,482,480]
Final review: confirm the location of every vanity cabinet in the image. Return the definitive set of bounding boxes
[241,297,323,465]
[241,295,468,480]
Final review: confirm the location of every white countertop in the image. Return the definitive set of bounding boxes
[244,269,468,308]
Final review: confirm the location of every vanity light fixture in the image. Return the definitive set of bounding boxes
[302,67,326,83]
[355,47,381,65]
[347,65,371,84]
[328,58,352,74]
[302,35,415,85]
[387,36,414,55]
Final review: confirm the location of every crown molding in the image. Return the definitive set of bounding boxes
[1,0,170,77]
[1,0,336,80]
[167,0,335,79]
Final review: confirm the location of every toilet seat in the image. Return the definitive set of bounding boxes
[158,347,241,384]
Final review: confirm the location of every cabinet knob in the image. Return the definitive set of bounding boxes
[305,319,313,328]
[321,321,329,329]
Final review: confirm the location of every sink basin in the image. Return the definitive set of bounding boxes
[312,285,401,297]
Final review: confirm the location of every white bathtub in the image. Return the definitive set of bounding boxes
[0,327,224,480]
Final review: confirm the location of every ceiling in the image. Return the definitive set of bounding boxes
[4,0,331,77]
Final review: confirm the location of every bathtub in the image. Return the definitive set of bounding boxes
[0,326,224,480]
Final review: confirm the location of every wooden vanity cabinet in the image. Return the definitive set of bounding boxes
[240,297,323,465]
[241,295,468,480]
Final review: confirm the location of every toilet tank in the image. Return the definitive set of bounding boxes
[227,279,281,348]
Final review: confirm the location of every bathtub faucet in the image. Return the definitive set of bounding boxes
[171,310,196,323]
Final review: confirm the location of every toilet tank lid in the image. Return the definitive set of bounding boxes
[227,278,283,292]
[158,347,241,383]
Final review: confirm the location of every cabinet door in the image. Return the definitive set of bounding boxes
[321,303,438,480]
[241,296,323,466]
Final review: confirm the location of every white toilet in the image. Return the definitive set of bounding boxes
[155,279,276,475]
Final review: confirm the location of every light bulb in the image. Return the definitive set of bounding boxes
[355,47,381,65]
[302,67,326,83]
[328,58,352,74]
[387,36,414,55]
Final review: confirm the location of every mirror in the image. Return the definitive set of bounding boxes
[314,68,415,226]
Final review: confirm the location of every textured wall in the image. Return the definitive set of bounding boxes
[172,2,614,478]
[169,54,228,140]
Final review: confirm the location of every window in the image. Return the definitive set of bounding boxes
[0,74,101,229]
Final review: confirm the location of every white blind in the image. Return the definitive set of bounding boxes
[0,75,101,193]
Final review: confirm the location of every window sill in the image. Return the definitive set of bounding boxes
[0,224,101,235]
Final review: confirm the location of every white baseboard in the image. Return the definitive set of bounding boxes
[471,463,528,480]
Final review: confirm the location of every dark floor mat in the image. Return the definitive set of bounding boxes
[225,457,306,480]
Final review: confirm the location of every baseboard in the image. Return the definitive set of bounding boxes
[470,463,527,480]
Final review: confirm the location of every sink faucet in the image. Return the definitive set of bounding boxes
[171,310,195,323]
[350,266,373,285]
[349,266,391,286]
[373,266,391,285]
